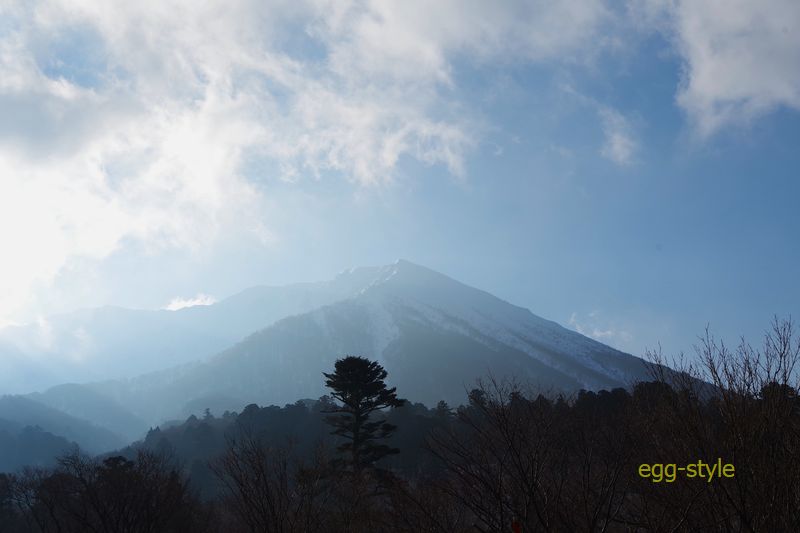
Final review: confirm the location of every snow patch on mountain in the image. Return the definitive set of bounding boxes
[363,300,400,365]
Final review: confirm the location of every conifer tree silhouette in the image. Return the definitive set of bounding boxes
[323,356,405,473]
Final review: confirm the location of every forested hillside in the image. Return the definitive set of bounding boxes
[2,319,799,532]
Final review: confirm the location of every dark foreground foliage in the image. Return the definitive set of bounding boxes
[1,318,799,532]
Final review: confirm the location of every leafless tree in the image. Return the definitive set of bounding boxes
[211,431,336,533]
[644,317,800,531]
[427,378,636,532]
[5,450,202,533]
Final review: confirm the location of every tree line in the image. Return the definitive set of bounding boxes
[1,318,799,532]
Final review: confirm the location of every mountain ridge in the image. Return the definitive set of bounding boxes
[0,263,401,393]
[5,260,652,441]
[74,260,651,425]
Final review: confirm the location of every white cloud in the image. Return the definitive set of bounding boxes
[598,107,637,165]
[634,0,800,136]
[164,293,217,311]
[0,0,614,323]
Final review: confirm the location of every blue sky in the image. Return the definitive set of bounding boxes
[0,0,798,359]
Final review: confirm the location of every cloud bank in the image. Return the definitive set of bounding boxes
[0,0,613,323]
[0,0,797,324]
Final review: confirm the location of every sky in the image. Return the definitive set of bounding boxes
[0,0,798,359]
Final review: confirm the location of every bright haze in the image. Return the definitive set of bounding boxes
[1,0,798,362]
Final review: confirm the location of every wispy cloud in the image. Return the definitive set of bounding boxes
[560,84,638,166]
[569,311,634,350]
[598,107,637,165]
[164,294,217,311]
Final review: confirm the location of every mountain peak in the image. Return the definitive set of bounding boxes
[390,258,441,276]
[329,260,448,293]
[342,260,462,299]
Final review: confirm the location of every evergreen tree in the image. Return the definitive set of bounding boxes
[323,356,405,473]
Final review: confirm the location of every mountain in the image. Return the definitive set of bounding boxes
[0,340,65,396]
[0,422,78,472]
[27,384,149,443]
[0,267,400,394]
[0,395,125,454]
[81,260,652,425]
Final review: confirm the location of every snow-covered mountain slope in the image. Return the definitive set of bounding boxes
[92,260,652,424]
[357,260,645,388]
